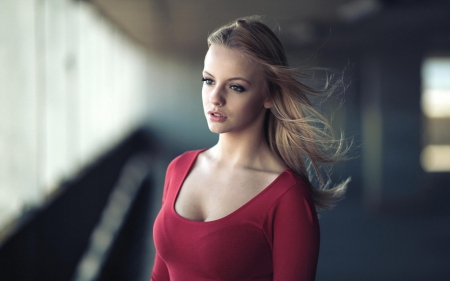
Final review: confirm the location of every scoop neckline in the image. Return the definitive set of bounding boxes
[171,149,291,224]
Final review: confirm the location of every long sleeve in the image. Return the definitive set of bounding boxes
[151,158,177,281]
[151,252,170,281]
[264,184,320,281]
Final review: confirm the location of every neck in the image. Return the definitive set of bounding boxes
[209,126,275,171]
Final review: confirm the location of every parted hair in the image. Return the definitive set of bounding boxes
[207,16,351,209]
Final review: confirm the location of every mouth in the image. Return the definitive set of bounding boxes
[207,110,227,122]
[208,111,226,118]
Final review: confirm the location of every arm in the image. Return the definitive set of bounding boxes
[150,159,176,281]
[151,252,170,281]
[265,185,320,281]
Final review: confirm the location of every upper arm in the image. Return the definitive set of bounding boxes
[152,158,179,280]
[267,186,320,281]
[151,252,170,281]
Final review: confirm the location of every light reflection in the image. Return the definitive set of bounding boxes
[421,57,450,172]
[421,89,450,118]
[421,145,450,172]
[421,57,450,118]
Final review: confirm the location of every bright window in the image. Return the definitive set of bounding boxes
[421,57,450,172]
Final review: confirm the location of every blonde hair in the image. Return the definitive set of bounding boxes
[207,16,350,209]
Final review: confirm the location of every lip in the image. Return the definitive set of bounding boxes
[207,110,227,122]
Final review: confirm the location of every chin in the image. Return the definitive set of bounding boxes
[207,123,229,134]
[208,126,225,134]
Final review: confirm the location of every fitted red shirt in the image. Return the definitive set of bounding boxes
[152,150,320,281]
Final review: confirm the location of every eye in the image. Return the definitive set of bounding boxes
[230,84,245,93]
[202,78,214,85]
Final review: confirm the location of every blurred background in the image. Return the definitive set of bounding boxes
[0,0,449,280]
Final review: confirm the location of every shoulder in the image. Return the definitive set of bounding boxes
[162,149,207,202]
[166,149,207,173]
[261,170,319,251]
[270,170,312,202]
[266,170,317,224]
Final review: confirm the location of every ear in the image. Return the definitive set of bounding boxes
[263,98,273,109]
[263,83,273,109]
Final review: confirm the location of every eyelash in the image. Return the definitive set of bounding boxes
[201,78,214,85]
[201,77,246,93]
[230,84,245,93]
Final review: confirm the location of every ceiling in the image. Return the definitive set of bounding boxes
[91,0,450,58]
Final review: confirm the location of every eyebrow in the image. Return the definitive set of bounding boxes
[203,71,251,85]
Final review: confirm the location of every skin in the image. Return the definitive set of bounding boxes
[174,44,288,222]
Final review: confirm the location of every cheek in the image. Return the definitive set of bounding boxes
[234,96,265,119]
[246,92,266,111]
[247,102,265,117]
[202,87,208,107]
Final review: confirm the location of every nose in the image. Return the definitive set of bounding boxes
[209,85,225,106]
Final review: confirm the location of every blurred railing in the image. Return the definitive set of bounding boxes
[0,128,154,281]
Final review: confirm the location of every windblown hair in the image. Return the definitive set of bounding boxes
[207,16,351,209]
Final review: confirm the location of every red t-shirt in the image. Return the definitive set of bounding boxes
[152,150,320,281]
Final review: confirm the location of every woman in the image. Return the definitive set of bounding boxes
[151,17,349,281]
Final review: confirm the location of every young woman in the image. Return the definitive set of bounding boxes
[151,17,349,281]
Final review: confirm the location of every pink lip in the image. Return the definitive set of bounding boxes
[207,110,227,122]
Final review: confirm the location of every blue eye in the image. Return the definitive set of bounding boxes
[202,78,214,85]
[230,84,245,93]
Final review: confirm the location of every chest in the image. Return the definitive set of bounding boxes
[174,168,277,222]
[153,204,273,280]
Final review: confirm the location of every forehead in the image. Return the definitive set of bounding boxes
[204,44,261,80]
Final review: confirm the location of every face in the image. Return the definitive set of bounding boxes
[202,44,271,135]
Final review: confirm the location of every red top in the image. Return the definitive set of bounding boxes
[151,150,320,281]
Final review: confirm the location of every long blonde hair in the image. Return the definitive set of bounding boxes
[207,16,351,209]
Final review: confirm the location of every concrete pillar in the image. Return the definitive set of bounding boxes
[361,49,424,209]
